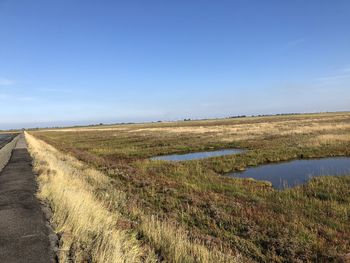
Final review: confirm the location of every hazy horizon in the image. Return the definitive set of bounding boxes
[1,0,349,129]
[1,110,349,130]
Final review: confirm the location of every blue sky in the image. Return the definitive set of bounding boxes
[0,0,349,129]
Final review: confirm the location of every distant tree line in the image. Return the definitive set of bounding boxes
[228,115,247,119]
[13,111,345,131]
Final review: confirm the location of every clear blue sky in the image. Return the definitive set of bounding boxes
[0,0,349,129]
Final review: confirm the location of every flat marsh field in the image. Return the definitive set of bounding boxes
[31,112,350,262]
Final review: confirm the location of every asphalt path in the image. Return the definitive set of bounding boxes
[0,134,56,263]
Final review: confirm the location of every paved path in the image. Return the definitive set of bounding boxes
[0,134,56,263]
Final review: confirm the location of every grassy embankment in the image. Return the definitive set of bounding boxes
[0,134,19,171]
[26,132,239,263]
[30,112,350,262]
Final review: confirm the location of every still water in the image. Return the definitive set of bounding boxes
[228,157,350,189]
[0,134,15,149]
[0,134,12,140]
[151,149,245,161]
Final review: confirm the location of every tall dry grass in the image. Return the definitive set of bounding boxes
[26,132,240,263]
[25,132,145,262]
[0,135,19,171]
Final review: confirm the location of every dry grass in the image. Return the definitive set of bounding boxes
[130,116,350,142]
[0,135,19,171]
[26,132,239,263]
[42,113,350,146]
[25,132,145,262]
[319,134,350,141]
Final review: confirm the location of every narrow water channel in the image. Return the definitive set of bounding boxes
[151,149,244,161]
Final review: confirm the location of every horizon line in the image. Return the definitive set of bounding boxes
[1,110,349,132]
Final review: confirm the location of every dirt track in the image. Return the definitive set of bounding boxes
[0,134,56,263]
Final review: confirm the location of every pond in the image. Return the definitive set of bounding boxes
[0,134,12,140]
[151,149,245,161]
[0,134,15,149]
[228,157,350,189]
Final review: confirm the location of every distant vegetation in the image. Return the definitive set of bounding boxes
[30,112,350,262]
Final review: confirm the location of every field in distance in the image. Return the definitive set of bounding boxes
[31,112,350,262]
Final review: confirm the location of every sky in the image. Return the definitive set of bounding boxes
[0,0,350,129]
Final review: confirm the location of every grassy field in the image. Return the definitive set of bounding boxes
[30,112,350,262]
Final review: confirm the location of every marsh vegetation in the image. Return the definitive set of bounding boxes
[30,112,350,262]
